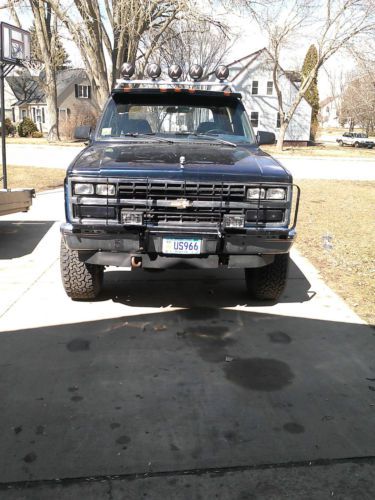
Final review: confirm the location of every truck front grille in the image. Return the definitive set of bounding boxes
[118,180,246,201]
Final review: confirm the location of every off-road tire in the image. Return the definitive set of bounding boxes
[245,253,289,301]
[338,140,343,147]
[354,142,360,148]
[60,237,103,300]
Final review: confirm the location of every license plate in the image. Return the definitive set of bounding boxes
[162,238,201,255]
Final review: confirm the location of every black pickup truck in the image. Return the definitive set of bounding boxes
[60,72,299,301]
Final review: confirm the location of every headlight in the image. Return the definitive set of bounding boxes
[96,184,116,196]
[74,183,94,195]
[121,210,143,225]
[266,188,286,200]
[247,188,265,200]
[223,214,245,228]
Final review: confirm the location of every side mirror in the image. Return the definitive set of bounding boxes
[74,125,92,141]
[257,131,276,145]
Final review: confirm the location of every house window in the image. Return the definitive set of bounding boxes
[251,81,258,95]
[267,81,273,95]
[276,112,281,128]
[75,84,91,99]
[21,109,27,120]
[12,108,15,122]
[32,107,36,122]
[42,108,45,123]
[250,111,259,128]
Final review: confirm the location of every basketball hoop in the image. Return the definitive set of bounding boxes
[0,22,31,189]
[22,59,45,77]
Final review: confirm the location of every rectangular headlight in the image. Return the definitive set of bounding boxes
[96,184,116,196]
[266,188,286,200]
[223,214,245,228]
[121,210,143,225]
[74,183,94,195]
[247,188,265,200]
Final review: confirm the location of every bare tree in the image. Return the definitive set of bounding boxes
[7,0,62,141]
[235,0,375,150]
[45,0,193,109]
[157,19,230,79]
[340,71,375,134]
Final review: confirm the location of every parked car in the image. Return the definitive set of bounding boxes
[60,64,300,302]
[336,132,374,148]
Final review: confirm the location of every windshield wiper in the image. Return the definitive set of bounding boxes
[175,131,237,148]
[122,133,175,144]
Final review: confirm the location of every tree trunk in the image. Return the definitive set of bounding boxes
[276,121,288,151]
[45,76,59,141]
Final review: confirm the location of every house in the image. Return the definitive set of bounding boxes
[6,68,98,134]
[319,96,341,128]
[222,48,312,144]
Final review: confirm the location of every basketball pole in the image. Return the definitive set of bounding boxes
[0,63,7,190]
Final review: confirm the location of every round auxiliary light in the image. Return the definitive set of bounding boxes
[168,64,182,81]
[146,63,161,80]
[121,62,135,79]
[215,64,229,81]
[189,64,203,81]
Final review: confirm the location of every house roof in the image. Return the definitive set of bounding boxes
[6,68,88,106]
[319,96,336,108]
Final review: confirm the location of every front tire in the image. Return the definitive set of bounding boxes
[338,140,343,147]
[354,142,360,148]
[245,253,289,301]
[60,237,103,300]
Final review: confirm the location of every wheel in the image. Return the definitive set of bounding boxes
[338,140,343,147]
[60,236,103,300]
[354,142,360,148]
[245,253,289,301]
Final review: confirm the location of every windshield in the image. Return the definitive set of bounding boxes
[96,92,256,145]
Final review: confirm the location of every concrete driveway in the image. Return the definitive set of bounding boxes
[0,190,374,499]
[6,143,375,180]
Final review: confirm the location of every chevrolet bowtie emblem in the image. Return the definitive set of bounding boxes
[171,198,191,209]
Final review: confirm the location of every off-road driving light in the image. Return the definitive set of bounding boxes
[168,64,182,81]
[96,184,116,196]
[121,210,143,225]
[223,214,245,228]
[266,188,286,200]
[121,62,135,79]
[147,63,161,80]
[246,187,266,200]
[215,64,229,81]
[189,64,203,81]
[74,183,94,195]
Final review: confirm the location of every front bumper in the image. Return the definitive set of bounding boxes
[61,223,296,268]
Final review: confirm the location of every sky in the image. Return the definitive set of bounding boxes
[1,1,357,100]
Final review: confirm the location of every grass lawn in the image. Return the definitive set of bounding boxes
[7,165,65,192]
[296,180,375,325]
[6,167,375,324]
[262,143,375,158]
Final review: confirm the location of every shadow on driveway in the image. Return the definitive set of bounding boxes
[98,258,314,307]
[0,308,374,487]
[0,221,54,259]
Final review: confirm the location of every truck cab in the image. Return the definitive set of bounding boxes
[60,64,299,301]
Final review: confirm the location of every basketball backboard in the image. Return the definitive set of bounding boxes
[0,22,30,66]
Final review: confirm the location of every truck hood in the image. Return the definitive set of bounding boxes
[69,141,292,183]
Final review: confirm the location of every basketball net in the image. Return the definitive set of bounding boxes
[22,59,45,77]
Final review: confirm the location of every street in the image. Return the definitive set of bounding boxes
[6,143,375,180]
[0,190,374,498]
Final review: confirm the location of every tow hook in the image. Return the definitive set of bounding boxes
[131,256,142,268]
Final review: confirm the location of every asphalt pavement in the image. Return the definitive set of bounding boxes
[0,190,374,498]
[6,143,375,180]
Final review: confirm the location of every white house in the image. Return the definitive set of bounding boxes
[224,48,312,144]
[5,68,98,134]
[319,96,341,128]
